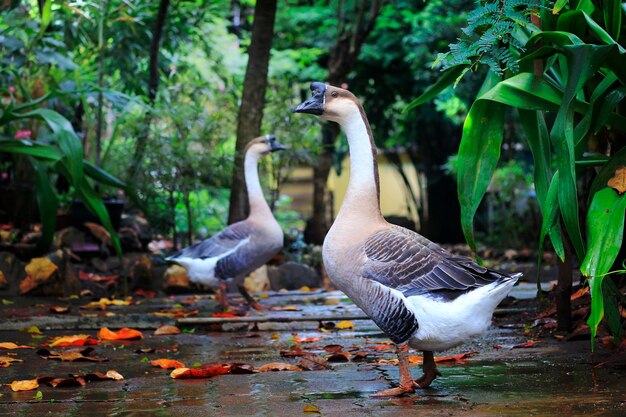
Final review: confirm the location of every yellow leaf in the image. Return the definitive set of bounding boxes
[0,342,34,349]
[303,404,320,413]
[335,320,355,330]
[21,326,41,334]
[7,379,39,392]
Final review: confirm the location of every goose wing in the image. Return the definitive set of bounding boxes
[169,221,252,260]
[363,225,504,298]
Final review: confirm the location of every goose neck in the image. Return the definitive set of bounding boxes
[244,152,272,217]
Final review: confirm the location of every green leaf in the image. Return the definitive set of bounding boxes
[552,0,569,15]
[603,278,624,341]
[15,108,75,134]
[40,0,53,32]
[404,65,469,113]
[603,0,622,41]
[0,140,63,161]
[581,187,626,345]
[457,99,504,253]
[31,158,59,253]
[56,129,84,188]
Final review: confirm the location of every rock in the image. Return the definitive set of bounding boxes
[0,252,26,294]
[243,265,270,293]
[54,227,86,250]
[268,262,321,291]
[162,265,190,292]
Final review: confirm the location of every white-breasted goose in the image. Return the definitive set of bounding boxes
[167,135,286,310]
[294,82,520,397]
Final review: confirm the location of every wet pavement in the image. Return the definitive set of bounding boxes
[0,285,624,416]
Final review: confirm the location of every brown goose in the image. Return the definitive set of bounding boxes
[167,135,286,310]
[294,83,520,397]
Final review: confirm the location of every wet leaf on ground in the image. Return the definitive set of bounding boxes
[0,355,23,367]
[257,362,302,372]
[37,347,108,362]
[154,325,181,336]
[170,364,231,379]
[151,359,185,369]
[99,327,143,340]
[6,379,39,391]
[0,342,34,349]
[298,354,331,371]
[49,334,99,347]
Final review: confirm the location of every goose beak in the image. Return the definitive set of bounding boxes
[267,135,287,152]
[293,82,326,115]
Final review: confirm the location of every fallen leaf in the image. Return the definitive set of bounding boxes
[229,363,256,374]
[513,340,543,349]
[211,312,240,318]
[105,370,124,381]
[33,390,43,401]
[134,348,155,354]
[608,165,626,194]
[270,305,300,311]
[134,289,156,298]
[46,377,85,388]
[299,354,331,371]
[83,222,112,245]
[99,327,143,341]
[154,325,181,336]
[20,258,58,294]
[20,326,42,334]
[303,404,320,413]
[257,362,302,372]
[82,370,124,381]
[82,298,131,310]
[7,379,39,392]
[49,334,98,347]
[151,359,185,369]
[37,347,108,362]
[335,320,355,330]
[327,352,350,362]
[351,351,368,362]
[323,344,343,353]
[49,306,70,314]
[170,364,231,379]
[280,347,307,357]
[0,355,23,367]
[0,342,34,349]
[152,308,198,318]
[294,337,321,344]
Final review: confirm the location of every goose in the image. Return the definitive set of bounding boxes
[167,135,286,310]
[294,82,520,397]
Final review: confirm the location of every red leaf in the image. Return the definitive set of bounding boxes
[170,364,231,379]
[99,327,143,340]
[151,359,185,369]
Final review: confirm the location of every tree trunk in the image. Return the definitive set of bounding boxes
[227,0,277,224]
[128,0,170,182]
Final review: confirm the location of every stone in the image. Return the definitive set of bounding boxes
[243,265,270,293]
[268,262,321,291]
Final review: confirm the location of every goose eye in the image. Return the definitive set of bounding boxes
[331,91,338,97]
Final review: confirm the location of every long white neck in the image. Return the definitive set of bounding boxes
[244,152,272,218]
[335,106,384,223]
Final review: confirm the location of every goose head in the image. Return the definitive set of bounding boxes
[293,82,360,124]
[245,134,287,157]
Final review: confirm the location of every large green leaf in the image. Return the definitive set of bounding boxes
[457,99,504,253]
[549,44,613,261]
[603,0,622,41]
[0,140,63,160]
[404,65,469,113]
[581,187,626,344]
[31,158,59,252]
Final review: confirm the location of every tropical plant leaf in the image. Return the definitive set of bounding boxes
[590,147,626,199]
[603,0,622,41]
[457,99,504,253]
[31,158,59,252]
[581,187,626,345]
[0,140,63,161]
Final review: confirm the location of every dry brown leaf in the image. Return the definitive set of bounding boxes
[0,342,34,349]
[608,165,626,194]
[327,352,350,363]
[37,347,108,362]
[298,354,331,371]
[154,325,181,336]
[322,344,343,353]
[151,359,185,369]
[84,222,112,245]
[257,362,302,372]
[7,379,39,392]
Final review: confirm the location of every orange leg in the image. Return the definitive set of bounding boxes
[372,344,418,397]
[218,280,229,310]
[237,284,267,310]
[415,350,441,388]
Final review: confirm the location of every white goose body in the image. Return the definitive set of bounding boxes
[167,136,284,297]
[296,83,519,363]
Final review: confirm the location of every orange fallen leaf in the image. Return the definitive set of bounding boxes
[257,362,302,372]
[7,379,39,391]
[99,327,143,341]
[0,355,23,367]
[170,364,231,379]
[0,342,34,349]
[608,165,626,194]
[294,336,321,343]
[211,312,239,318]
[151,359,185,369]
[303,404,320,413]
[82,298,131,310]
[513,340,542,348]
[280,347,307,357]
[49,334,98,347]
[570,286,590,301]
[152,308,198,318]
[49,305,70,314]
[20,258,58,294]
[270,305,300,311]
[154,325,181,336]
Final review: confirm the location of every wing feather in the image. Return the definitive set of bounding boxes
[168,221,252,260]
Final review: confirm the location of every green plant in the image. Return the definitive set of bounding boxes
[408,0,626,343]
[0,88,131,254]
